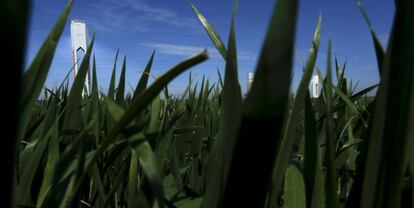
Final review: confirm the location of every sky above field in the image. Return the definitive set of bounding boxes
[25,0,394,95]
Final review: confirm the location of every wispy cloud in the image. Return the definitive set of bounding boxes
[140,42,257,61]
[84,0,199,33]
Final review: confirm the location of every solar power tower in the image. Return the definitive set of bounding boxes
[247,72,254,92]
[311,75,320,98]
[70,19,90,94]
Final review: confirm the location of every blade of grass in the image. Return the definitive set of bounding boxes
[203,2,242,207]
[19,0,73,142]
[355,0,385,74]
[268,14,321,206]
[222,0,299,206]
[323,38,340,208]
[284,165,306,208]
[62,34,96,132]
[190,3,227,59]
[116,56,127,106]
[361,1,414,207]
[108,49,119,99]
[133,50,155,101]
[72,50,208,206]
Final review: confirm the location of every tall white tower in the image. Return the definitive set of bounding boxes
[247,72,254,92]
[311,75,319,98]
[70,19,90,94]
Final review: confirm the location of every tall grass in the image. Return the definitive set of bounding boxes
[12,0,413,207]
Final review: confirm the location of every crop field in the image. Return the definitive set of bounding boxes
[9,0,414,207]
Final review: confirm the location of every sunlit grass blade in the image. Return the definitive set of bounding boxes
[191,3,227,59]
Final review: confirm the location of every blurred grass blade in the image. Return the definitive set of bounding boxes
[284,165,306,208]
[222,0,299,206]
[133,50,155,101]
[191,3,227,59]
[269,14,321,206]
[361,1,414,207]
[19,0,73,141]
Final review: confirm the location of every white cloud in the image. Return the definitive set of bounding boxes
[140,42,257,61]
[85,0,199,33]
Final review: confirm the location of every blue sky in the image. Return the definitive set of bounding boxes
[25,0,394,95]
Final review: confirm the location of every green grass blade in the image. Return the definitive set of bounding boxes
[355,0,385,74]
[76,51,207,201]
[323,38,340,208]
[269,15,321,206]
[284,165,306,208]
[62,34,95,132]
[361,1,414,207]
[88,55,101,144]
[131,135,164,208]
[108,49,119,99]
[203,2,242,206]
[127,148,139,207]
[222,0,299,206]
[116,56,127,106]
[19,0,73,142]
[191,3,227,59]
[133,50,155,101]
[304,93,326,208]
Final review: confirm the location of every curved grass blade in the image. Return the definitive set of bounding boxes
[73,50,208,204]
[191,3,227,59]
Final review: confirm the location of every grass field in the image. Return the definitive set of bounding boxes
[12,0,413,207]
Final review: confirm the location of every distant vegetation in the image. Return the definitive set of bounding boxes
[13,0,413,207]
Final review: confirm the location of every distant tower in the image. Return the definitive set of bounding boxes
[70,19,90,94]
[311,75,319,98]
[247,72,254,92]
